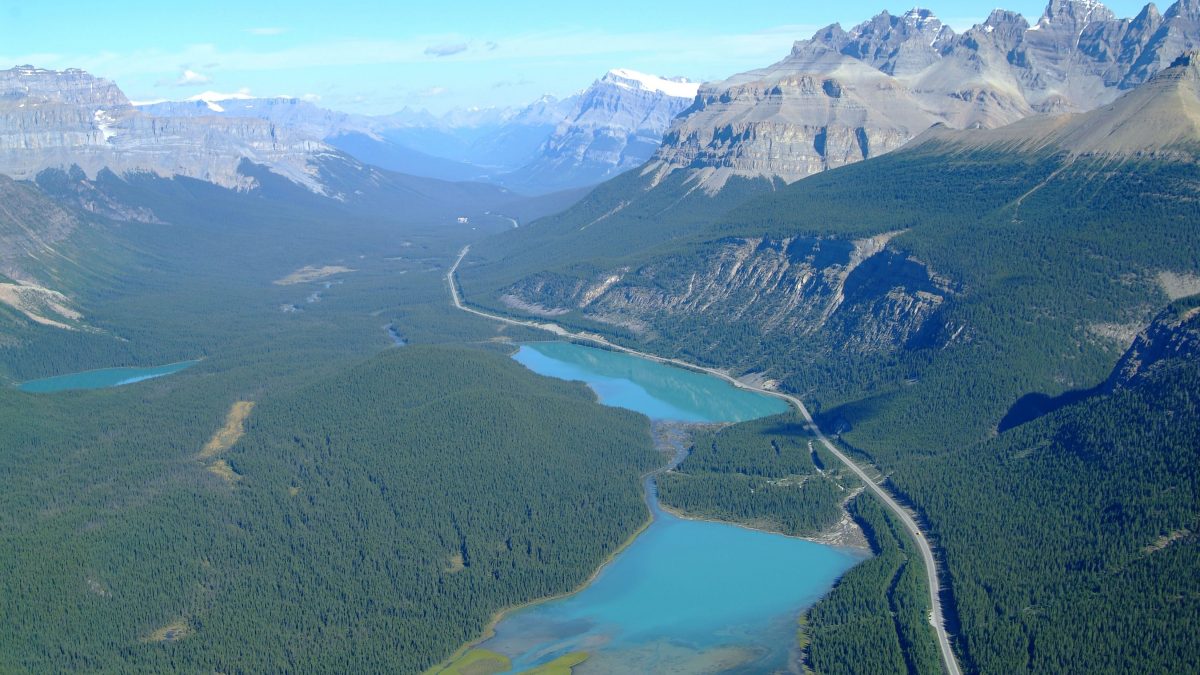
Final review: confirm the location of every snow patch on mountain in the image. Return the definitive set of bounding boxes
[605,69,698,99]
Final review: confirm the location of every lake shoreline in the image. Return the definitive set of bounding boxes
[423,430,665,675]
[655,500,871,553]
[428,346,867,674]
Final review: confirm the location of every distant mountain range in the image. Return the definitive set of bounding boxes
[0,63,697,196]
[307,69,698,193]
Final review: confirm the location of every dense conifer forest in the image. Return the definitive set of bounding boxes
[0,176,661,673]
[460,143,1200,672]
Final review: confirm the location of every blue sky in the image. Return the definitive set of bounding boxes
[0,0,1152,114]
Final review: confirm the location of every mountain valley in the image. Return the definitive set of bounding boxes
[1,2,1198,673]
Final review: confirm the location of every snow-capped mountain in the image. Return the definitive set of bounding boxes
[501,69,698,192]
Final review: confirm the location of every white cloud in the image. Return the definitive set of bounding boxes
[419,86,447,97]
[4,23,814,80]
[175,68,212,86]
[424,43,468,57]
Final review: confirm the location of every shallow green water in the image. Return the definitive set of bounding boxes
[501,342,862,673]
[17,360,201,393]
[512,342,788,422]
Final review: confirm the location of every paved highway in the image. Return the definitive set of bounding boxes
[447,246,962,675]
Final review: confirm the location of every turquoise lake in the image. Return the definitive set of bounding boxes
[498,342,864,673]
[18,360,201,393]
[512,342,789,423]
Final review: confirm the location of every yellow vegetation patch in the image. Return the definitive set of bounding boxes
[145,618,192,643]
[206,458,241,484]
[199,401,255,459]
[445,553,466,573]
[288,485,301,496]
[1143,528,1192,555]
[274,265,355,286]
[435,648,511,675]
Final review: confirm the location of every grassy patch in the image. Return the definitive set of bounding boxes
[435,648,511,675]
[273,265,355,285]
[206,458,241,484]
[199,401,255,459]
[521,652,588,674]
[144,618,192,643]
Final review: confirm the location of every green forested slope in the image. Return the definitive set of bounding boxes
[891,316,1200,673]
[0,346,657,673]
[461,66,1200,672]
[0,167,654,673]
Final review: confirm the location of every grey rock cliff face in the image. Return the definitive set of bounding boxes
[0,67,332,192]
[1109,300,1200,387]
[649,0,1200,191]
[502,232,951,355]
[505,70,697,191]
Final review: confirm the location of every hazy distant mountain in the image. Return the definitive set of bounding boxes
[501,69,698,193]
[138,94,375,140]
[647,0,1200,192]
[369,97,579,174]
[0,66,337,192]
[128,69,697,193]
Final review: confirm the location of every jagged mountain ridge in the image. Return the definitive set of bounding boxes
[465,53,1200,385]
[913,50,1200,157]
[648,0,1200,191]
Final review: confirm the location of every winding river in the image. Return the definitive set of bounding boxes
[482,342,864,673]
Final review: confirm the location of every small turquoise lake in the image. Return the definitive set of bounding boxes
[512,342,789,423]
[498,341,864,673]
[18,360,201,393]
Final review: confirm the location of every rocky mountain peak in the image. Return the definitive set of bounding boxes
[1165,0,1200,19]
[1038,0,1117,27]
[826,8,955,75]
[902,7,943,31]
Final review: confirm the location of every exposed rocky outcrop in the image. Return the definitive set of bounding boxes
[1109,298,1200,387]
[648,1,1200,191]
[502,233,952,355]
[0,66,332,192]
[0,173,89,328]
[911,51,1200,158]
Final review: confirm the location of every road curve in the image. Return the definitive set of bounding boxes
[447,246,962,675]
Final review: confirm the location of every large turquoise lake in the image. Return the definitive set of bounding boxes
[17,360,200,393]
[512,342,789,423]
[498,342,864,673]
